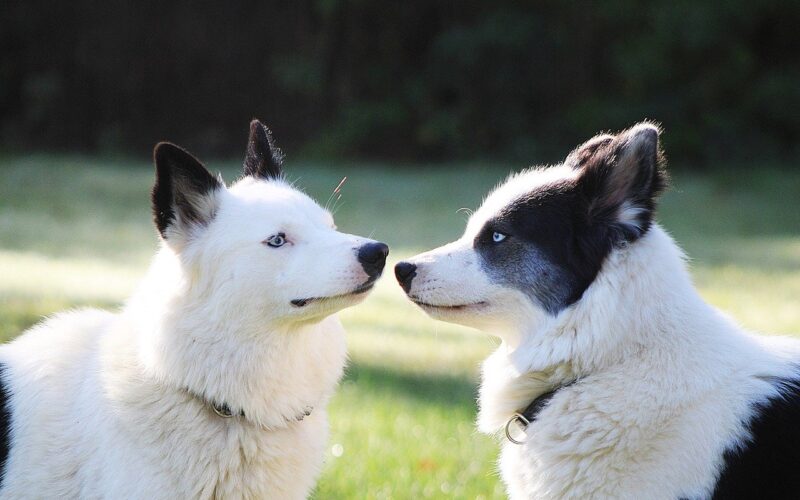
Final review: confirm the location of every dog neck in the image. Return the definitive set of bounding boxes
[181,384,312,422]
[477,225,716,433]
[514,227,700,370]
[118,248,347,430]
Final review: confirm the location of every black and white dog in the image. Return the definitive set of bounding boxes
[0,120,388,498]
[395,123,800,499]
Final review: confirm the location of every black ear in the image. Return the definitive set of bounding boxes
[575,122,668,241]
[152,142,223,240]
[243,119,283,179]
[564,133,614,170]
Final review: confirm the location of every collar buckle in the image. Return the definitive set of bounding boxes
[212,402,236,418]
[503,378,580,444]
[504,413,531,445]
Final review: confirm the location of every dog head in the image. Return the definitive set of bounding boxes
[151,119,388,326]
[395,122,666,338]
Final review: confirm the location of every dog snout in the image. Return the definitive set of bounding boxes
[357,242,389,277]
[394,261,417,292]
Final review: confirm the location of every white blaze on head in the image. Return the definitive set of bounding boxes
[396,122,667,340]
[465,164,579,238]
[396,167,578,333]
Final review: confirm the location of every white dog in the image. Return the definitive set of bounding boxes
[0,120,388,498]
[395,123,800,499]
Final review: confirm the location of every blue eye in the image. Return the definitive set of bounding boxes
[492,232,507,243]
[265,233,287,248]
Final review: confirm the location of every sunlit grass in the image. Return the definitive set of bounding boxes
[0,155,798,498]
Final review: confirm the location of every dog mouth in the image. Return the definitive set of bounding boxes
[290,279,378,308]
[410,298,488,311]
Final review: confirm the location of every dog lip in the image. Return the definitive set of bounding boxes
[410,298,488,310]
[290,278,379,307]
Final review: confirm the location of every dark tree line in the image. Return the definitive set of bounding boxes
[2,0,799,165]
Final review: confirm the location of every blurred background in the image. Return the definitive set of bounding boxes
[1,1,799,498]
[3,0,800,163]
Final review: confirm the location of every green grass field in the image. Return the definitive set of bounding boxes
[1,155,798,499]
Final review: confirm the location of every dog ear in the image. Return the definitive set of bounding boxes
[152,142,223,241]
[564,133,614,170]
[575,122,668,241]
[243,119,284,180]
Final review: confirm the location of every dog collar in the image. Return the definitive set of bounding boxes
[505,379,578,445]
[187,389,313,423]
[210,401,245,419]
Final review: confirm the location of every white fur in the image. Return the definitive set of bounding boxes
[0,176,379,498]
[466,165,578,238]
[403,167,800,499]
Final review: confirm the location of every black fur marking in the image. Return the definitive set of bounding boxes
[151,142,222,238]
[243,119,284,180]
[476,124,667,314]
[476,180,604,314]
[0,364,12,487]
[711,376,800,499]
[576,125,668,242]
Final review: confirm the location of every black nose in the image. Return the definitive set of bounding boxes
[357,242,389,277]
[394,261,417,292]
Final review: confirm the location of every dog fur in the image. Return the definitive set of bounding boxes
[396,123,800,499]
[0,120,387,498]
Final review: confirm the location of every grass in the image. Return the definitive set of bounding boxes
[1,155,799,498]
